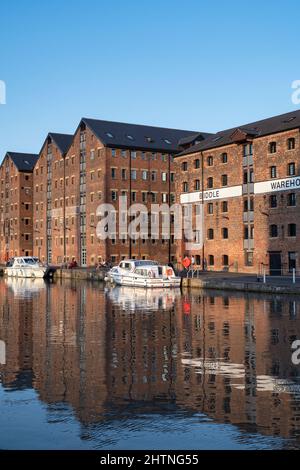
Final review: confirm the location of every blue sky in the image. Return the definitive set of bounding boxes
[0,0,300,159]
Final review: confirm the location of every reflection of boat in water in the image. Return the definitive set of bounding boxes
[107,259,181,288]
[106,285,181,311]
[182,358,300,396]
[5,257,55,279]
[5,277,48,298]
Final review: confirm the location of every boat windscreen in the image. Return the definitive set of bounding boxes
[134,261,158,267]
[24,258,36,264]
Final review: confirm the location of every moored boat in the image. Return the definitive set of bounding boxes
[106,259,181,288]
[5,257,56,279]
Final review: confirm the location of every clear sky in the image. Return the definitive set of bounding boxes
[0,0,300,160]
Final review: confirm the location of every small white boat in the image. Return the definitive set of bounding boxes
[106,259,181,288]
[5,257,55,279]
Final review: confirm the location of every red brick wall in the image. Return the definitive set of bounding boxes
[0,156,34,262]
[175,128,300,274]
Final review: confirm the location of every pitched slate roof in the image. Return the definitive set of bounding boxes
[177,109,300,157]
[81,118,210,153]
[178,132,207,147]
[6,152,39,172]
[48,133,73,155]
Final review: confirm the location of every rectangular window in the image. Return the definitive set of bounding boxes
[183,182,188,192]
[288,138,295,150]
[288,193,296,207]
[270,195,277,208]
[288,223,296,237]
[270,224,278,238]
[222,201,228,212]
[194,179,200,190]
[207,203,213,214]
[288,162,296,176]
[221,174,228,186]
[222,227,228,239]
[270,166,277,178]
[207,177,213,188]
[221,152,228,163]
[131,169,137,180]
[111,168,116,179]
[269,142,277,154]
[142,170,148,180]
[243,143,253,157]
[207,228,214,239]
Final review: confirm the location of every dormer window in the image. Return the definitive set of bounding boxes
[164,138,172,144]
[126,135,134,140]
[146,136,154,143]
[106,132,114,138]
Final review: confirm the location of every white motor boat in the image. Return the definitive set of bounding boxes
[106,259,181,288]
[5,257,55,279]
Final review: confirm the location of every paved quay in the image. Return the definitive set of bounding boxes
[182,271,300,295]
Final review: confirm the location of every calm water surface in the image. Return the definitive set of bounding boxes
[0,277,300,450]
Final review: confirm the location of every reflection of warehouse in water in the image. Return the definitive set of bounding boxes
[0,281,300,441]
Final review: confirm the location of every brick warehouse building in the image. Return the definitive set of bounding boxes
[0,152,38,263]
[33,133,73,263]
[33,119,205,266]
[175,110,300,275]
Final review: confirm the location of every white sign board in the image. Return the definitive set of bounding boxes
[254,176,300,195]
[180,185,242,204]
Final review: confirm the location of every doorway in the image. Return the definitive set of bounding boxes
[269,252,282,276]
